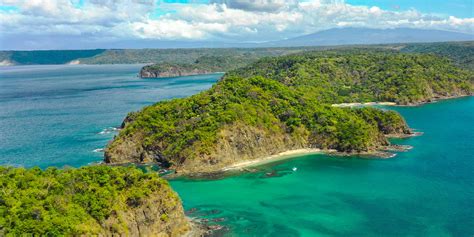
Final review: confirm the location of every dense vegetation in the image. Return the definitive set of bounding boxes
[398,41,474,71]
[0,49,106,65]
[229,50,473,104]
[105,50,473,172]
[2,42,472,71]
[141,55,249,77]
[0,48,305,65]
[0,166,187,235]
[111,75,408,158]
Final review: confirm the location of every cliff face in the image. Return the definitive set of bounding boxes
[104,93,412,174]
[105,116,410,174]
[101,180,191,236]
[140,65,213,78]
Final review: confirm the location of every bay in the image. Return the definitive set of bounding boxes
[1,65,472,236]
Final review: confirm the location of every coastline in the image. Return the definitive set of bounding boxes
[331,95,473,108]
[331,101,396,107]
[219,143,418,173]
[221,148,328,172]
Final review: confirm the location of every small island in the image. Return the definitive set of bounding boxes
[140,63,214,78]
[106,50,474,175]
[140,55,251,78]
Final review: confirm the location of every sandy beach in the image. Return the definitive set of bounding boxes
[331,101,397,107]
[221,148,329,171]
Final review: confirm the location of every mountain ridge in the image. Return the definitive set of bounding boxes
[267,28,474,47]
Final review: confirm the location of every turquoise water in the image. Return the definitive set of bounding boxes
[0,65,220,168]
[1,65,473,236]
[172,97,474,236]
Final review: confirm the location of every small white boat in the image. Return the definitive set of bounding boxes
[292,167,297,171]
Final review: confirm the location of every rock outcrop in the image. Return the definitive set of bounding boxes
[0,166,195,236]
[140,64,213,78]
[101,180,191,236]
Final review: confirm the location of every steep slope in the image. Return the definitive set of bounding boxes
[103,51,473,174]
[0,166,191,236]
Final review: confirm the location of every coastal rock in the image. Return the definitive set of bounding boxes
[140,64,213,78]
[0,166,195,236]
[101,182,191,237]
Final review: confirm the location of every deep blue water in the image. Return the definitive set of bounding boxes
[0,65,473,236]
[0,65,220,168]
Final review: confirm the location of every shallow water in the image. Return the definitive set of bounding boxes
[0,65,220,168]
[171,97,474,236]
[0,65,472,236]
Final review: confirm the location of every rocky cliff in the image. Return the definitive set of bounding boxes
[140,64,213,78]
[101,179,191,236]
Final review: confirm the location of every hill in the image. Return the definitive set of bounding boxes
[0,166,192,235]
[104,51,473,174]
[269,28,474,47]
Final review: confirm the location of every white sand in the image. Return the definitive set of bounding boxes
[331,102,396,107]
[221,148,328,171]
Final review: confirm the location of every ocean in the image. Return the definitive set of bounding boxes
[0,65,220,168]
[0,65,472,236]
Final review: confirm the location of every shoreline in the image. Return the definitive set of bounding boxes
[169,144,416,179]
[219,144,418,173]
[331,95,473,108]
[331,101,396,107]
[221,148,329,172]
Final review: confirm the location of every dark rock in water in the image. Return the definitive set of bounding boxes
[212,217,226,223]
[265,171,277,177]
[186,207,199,215]
[382,144,414,152]
[210,209,221,215]
[208,225,225,231]
[206,224,230,236]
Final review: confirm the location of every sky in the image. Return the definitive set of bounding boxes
[0,0,473,50]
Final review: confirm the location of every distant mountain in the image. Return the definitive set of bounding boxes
[268,28,474,47]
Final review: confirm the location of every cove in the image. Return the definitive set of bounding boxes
[170,97,474,236]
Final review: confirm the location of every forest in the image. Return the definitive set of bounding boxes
[2,41,473,71]
[0,166,187,235]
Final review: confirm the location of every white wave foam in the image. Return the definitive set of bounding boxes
[93,148,104,153]
[98,127,120,135]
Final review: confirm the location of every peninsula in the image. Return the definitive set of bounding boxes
[105,50,473,174]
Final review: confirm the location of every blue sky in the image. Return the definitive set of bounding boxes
[155,0,473,17]
[346,0,473,18]
[0,0,472,50]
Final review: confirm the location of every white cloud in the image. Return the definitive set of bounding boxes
[0,0,473,48]
[209,0,299,12]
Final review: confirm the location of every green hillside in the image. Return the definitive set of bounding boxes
[0,166,190,236]
[105,51,472,173]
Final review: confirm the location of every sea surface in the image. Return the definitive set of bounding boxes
[0,65,220,168]
[1,65,473,236]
